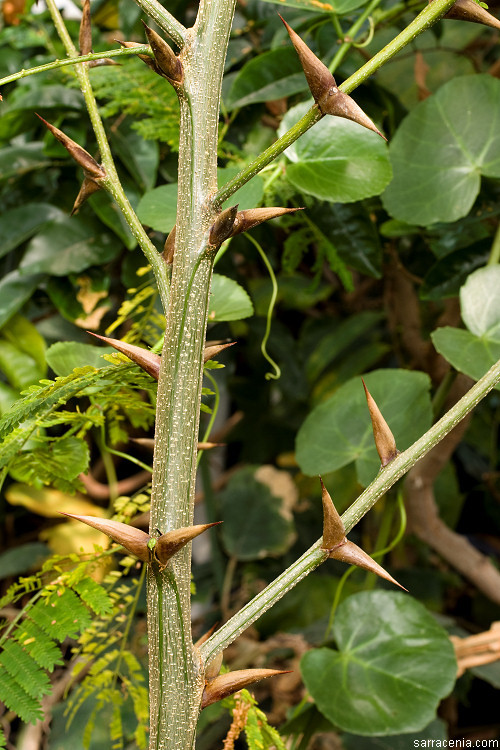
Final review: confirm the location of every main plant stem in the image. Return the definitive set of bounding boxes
[146,0,236,748]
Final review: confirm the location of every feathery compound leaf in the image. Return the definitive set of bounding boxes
[0,664,44,724]
[0,639,52,700]
[15,620,63,671]
[73,578,113,616]
[30,588,92,640]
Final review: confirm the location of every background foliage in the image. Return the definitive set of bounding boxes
[1,0,500,747]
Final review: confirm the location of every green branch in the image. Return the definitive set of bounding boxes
[0,46,152,88]
[43,0,169,312]
[213,0,456,206]
[199,356,500,665]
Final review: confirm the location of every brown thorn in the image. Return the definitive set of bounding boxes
[330,539,407,591]
[204,341,236,363]
[209,205,239,247]
[442,0,500,30]
[71,176,101,215]
[201,669,291,709]
[141,21,183,82]
[163,225,176,265]
[230,207,303,237]
[88,332,161,380]
[362,378,399,467]
[36,114,105,179]
[319,477,346,550]
[319,89,386,140]
[60,513,151,562]
[279,15,335,106]
[79,0,92,56]
[155,522,222,566]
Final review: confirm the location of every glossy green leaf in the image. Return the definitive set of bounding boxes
[88,191,137,250]
[0,315,46,375]
[342,719,447,749]
[308,203,382,277]
[218,466,296,560]
[0,203,66,259]
[460,266,500,340]
[137,168,264,233]
[209,274,253,322]
[8,84,84,111]
[20,217,121,276]
[280,103,391,203]
[136,183,178,233]
[305,312,384,383]
[46,342,115,377]
[0,143,49,183]
[0,271,43,329]
[301,591,456,735]
[382,76,500,226]
[431,265,500,387]
[431,328,500,390]
[110,120,159,192]
[225,48,306,110]
[296,369,432,486]
[0,382,18,415]
[0,543,50,579]
[261,0,367,12]
[420,242,490,300]
[0,340,44,390]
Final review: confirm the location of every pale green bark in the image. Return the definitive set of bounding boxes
[146,1,237,748]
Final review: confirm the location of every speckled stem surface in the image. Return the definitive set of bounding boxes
[146,0,236,748]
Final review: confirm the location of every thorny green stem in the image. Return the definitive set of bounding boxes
[200,356,500,666]
[0,46,152,88]
[145,0,238,745]
[213,0,457,206]
[43,0,169,311]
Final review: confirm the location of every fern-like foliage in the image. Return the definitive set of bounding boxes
[66,559,149,749]
[90,59,180,149]
[0,361,157,492]
[0,555,113,726]
[222,689,287,750]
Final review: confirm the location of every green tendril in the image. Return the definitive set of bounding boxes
[246,234,281,381]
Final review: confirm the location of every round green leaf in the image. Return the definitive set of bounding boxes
[280,103,391,203]
[135,183,177,234]
[431,327,500,390]
[208,274,253,322]
[382,75,500,226]
[0,271,43,330]
[218,466,296,560]
[0,203,66,260]
[301,591,457,735]
[342,719,447,749]
[460,266,500,340]
[295,369,432,486]
[20,217,120,276]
